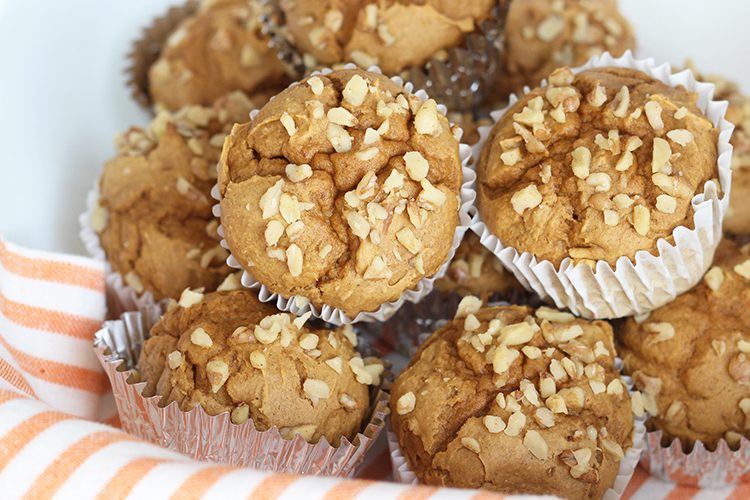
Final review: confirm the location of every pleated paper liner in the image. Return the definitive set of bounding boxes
[260,0,511,112]
[212,63,476,325]
[94,304,391,475]
[471,51,734,320]
[641,430,750,488]
[126,0,200,111]
[388,364,646,500]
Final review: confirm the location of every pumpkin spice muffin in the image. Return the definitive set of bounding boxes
[391,299,636,497]
[277,0,497,74]
[148,0,289,111]
[497,0,635,100]
[620,239,750,449]
[218,68,464,317]
[139,287,384,445]
[94,91,262,302]
[477,66,719,266]
[435,232,522,299]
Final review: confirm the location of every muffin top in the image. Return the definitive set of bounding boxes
[391,300,635,498]
[96,92,261,301]
[477,66,719,266]
[149,0,289,111]
[279,0,496,74]
[138,286,383,445]
[620,240,750,449]
[689,71,750,235]
[435,232,522,299]
[499,0,635,99]
[218,68,463,317]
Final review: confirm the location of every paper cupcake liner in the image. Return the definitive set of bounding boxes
[471,51,734,320]
[94,305,391,475]
[259,1,510,112]
[126,0,200,111]
[212,63,476,325]
[387,366,646,500]
[640,430,750,487]
[79,184,160,318]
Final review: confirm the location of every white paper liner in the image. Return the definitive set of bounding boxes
[213,63,476,325]
[387,367,646,499]
[641,430,750,488]
[470,51,734,319]
[79,184,159,317]
[94,305,390,475]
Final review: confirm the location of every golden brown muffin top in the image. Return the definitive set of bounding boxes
[218,68,463,317]
[499,0,635,97]
[391,300,634,498]
[477,66,718,266]
[279,0,496,74]
[95,92,263,301]
[435,232,522,299]
[149,0,289,111]
[138,286,384,445]
[620,240,750,449]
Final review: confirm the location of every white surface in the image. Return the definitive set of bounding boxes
[1,0,749,255]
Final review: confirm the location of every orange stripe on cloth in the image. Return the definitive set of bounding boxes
[0,411,74,470]
[728,483,750,500]
[0,357,38,397]
[96,458,168,500]
[22,431,139,500]
[169,466,234,500]
[0,240,104,292]
[357,448,392,480]
[247,474,299,500]
[0,389,26,404]
[471,491,506,500]
[622,467,652,500]
[323,479,374,500]
[664,486,698,500]
[0,335,110,394]
[0,291,101,341]
[397,485,438,500]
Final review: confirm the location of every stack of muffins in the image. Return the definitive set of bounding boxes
[84,0,750,496]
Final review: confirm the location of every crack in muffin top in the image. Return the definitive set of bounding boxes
[477,66,719,267]
[218,68,463,316]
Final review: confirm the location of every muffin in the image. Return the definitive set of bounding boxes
[477,66,719,267]
[620,239,750,449]
[683,70,750,236]
[497,0,635,101]
[139,287,384,445]
[390,300,637,497]
[95,91,260,302]
[435,232,522,299]
[217,68,465,318]
[276,0,497,75]
[147,0,289,111]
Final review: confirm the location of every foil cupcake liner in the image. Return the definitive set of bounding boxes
[212,63,476,325]
[260,0,510,112]
[641,430,750,487]
[79,184,160,318]
[388,365,646,499]
[126,0,200,111]
[93,305,391,475]
[471,51,734,320]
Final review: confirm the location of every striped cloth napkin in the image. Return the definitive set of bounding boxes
[0,236,742,499]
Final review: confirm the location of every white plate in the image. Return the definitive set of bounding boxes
[1,0,748,255]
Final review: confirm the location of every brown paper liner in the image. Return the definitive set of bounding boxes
[126,1,200,111]
[641,430,750,487]
[94,305,391,475]
[261,0,511,112]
